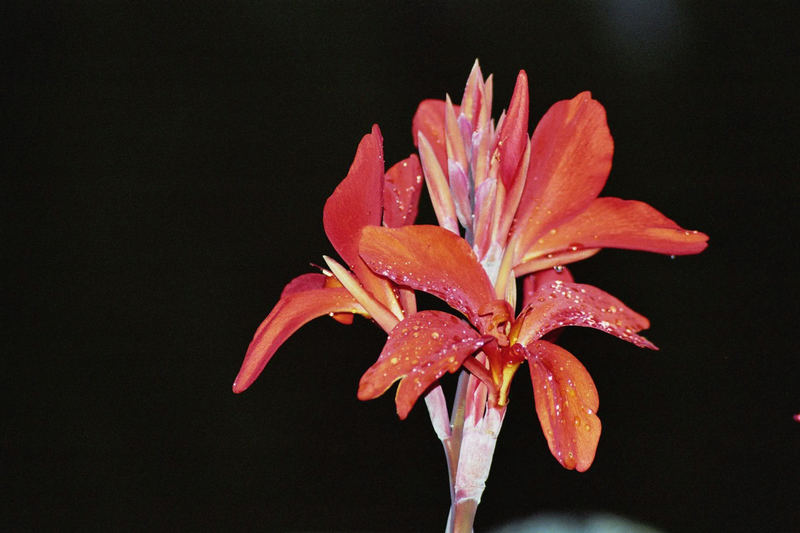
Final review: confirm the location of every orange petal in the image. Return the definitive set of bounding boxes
[494,70,530,189]
[359,225,495,322]
[233,273,365,393]
[526,340,601,471]
[513,281,657,350]
[520,197,709,262]
[383,154,423,228]
[412,99,449,174]
[513,93,613,262]
[358,311,486,419]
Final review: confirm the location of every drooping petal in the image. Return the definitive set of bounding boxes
[525,340,601,471]
[383,154,424,228]
[513,93,614,263]
[518,197,709,262]
[412,99,449,174]
[323,125,402,317]
[494,70,530,189]
[512,281,657,350]
[358,311,487,419]
[359,225,495,323]
[233,273,366,393]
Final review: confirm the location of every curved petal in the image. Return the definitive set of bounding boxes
[525,340,601,471]
[512,281,657,350]
[359,225,495,322]
[513,93,613,262]
[519,197,709,261]
[521,268,575,309]
[323,125,384,266]
[412,99,449,174]
[494,70,529,189]
[233,274,366,393]
[383,154,424,228]
[323,125,401,317]
[513,248,601,277]
[358,311,487,419]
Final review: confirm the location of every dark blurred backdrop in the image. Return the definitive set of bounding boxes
[5,1,799,531]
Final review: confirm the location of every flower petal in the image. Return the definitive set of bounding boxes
[412,99,449,174]
[513,93,613,262]
[233,273,365,393]
[359,225,495,322]
[383,154,424,228]
[494,70,529,189]
[323,125,384,266]
[418,132,460,233]
[358,311,487,419]
[519,197,709,261]
[323,125,402,317]
[525,340,601,471]
[513,281,657,350]
[521,268,575,309]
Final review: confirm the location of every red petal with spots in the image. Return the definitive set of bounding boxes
[358,311,487,419]
[359,225,495,322]
[233,274,365,393]
[513,281,657,350]
[494,70,529,189]
[383,154,423,228]
[513,93,613,262]
[412,99,450,176]
[520,197,709,261]
[521,268,574,309]
[526,340,601,471]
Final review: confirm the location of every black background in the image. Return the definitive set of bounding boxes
[5,2,799,531]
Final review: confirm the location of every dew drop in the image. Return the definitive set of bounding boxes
[431,331,440,339]
[553,265,564,273]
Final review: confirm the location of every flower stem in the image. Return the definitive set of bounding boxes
[449,498,478,533]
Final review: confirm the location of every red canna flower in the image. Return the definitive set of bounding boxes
[232,125,424,393]
[357,224,656,471]
[233,62,709,532]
